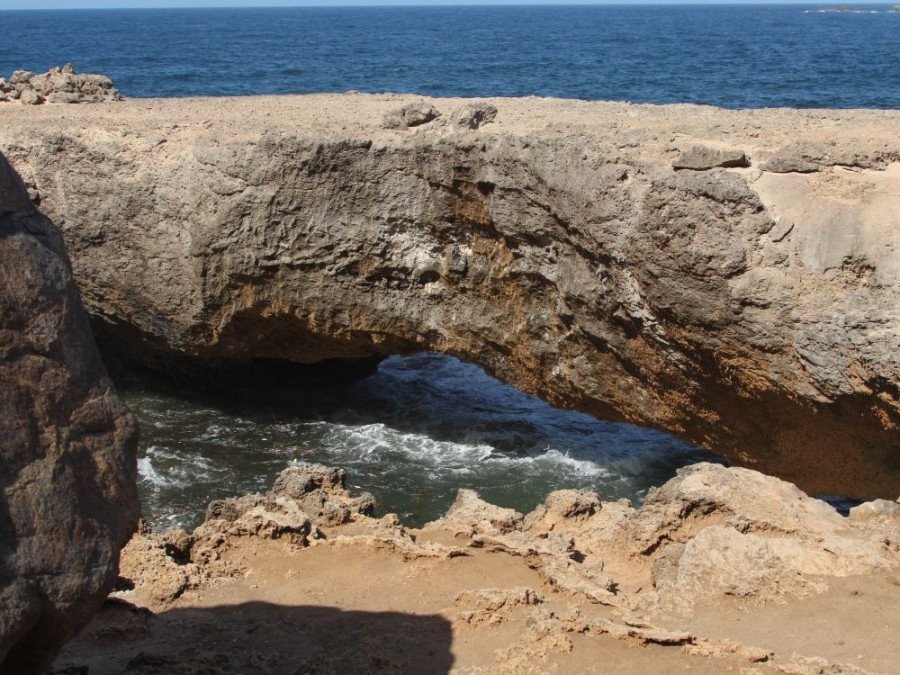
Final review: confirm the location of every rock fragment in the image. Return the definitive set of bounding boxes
[273,462,376,525]
[451,102,498,129]
[382,101,441,129]
[761,154,820,173]
[427,489,524,537]
[18,89,44,105]
[673,145,750,170]
[8,69,33,85]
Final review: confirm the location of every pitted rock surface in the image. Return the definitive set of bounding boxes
[0,65,122,105]
[0,151,137,673]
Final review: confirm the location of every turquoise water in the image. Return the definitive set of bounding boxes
[131,354,722,531]
[2,5,899,108]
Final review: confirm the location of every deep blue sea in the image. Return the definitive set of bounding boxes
[2,4,899,108]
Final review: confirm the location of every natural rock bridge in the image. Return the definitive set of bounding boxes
[2,94,898,499]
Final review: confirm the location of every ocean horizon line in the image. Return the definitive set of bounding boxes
[4,1,900,12]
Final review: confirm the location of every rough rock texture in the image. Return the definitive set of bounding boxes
[673,145,751,170]
[445,462,899,615]
[450,102,498,129]
[0,152,138,672]
[103,461,900,675]
[0,95,898,498]
[382,101,441,129]
[0,65,122,105]
[197,462,375,545]
[849,499,900,521]
[117,463,379,607]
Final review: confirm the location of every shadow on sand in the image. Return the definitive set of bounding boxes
[53,597,454,674]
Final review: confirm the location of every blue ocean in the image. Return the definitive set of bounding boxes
[1,4,877,528]
[2,4,899,108]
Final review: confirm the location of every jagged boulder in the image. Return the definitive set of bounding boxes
[194,463,376,546]
[0,65,121,105]
[520,463,900,612]
[450,102,498,129]
[273,463,375,525]
[381,101,441,129]
[428,489,524,537]
[0,152,138,672]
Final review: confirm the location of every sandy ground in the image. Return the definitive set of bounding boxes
[53,517,900,675]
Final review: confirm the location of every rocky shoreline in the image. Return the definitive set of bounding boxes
[55,461,900,674]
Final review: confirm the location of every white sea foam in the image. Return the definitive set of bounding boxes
[139,445,221,490]
[485,448,611,478]
[137,456,173,490]
[145,445,216,471]
[307,422,610,479]
[312,421,498,466]
[128,352,720,530]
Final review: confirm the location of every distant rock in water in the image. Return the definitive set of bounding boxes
[0,63,122,104]
[806,5,879,13]
[0,151,138,672]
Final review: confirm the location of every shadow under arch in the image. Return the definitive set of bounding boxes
[53,598,454,674]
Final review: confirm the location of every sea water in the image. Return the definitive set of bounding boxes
[130,354,721,531]
[1,5,899,108]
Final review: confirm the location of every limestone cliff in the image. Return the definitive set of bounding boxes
[1,94,897,498]
[0,152,138,673]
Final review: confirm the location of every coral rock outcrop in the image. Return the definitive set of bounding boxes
[113,461,900,665]
[0,65,122,105]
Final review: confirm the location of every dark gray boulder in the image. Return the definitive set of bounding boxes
[451,102,498,130]
[0,152,138,673]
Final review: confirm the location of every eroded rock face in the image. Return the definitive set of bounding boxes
[0,95,897,498]
[117,463,377,607]
[116,461,900,620]
[0,152,138,672]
